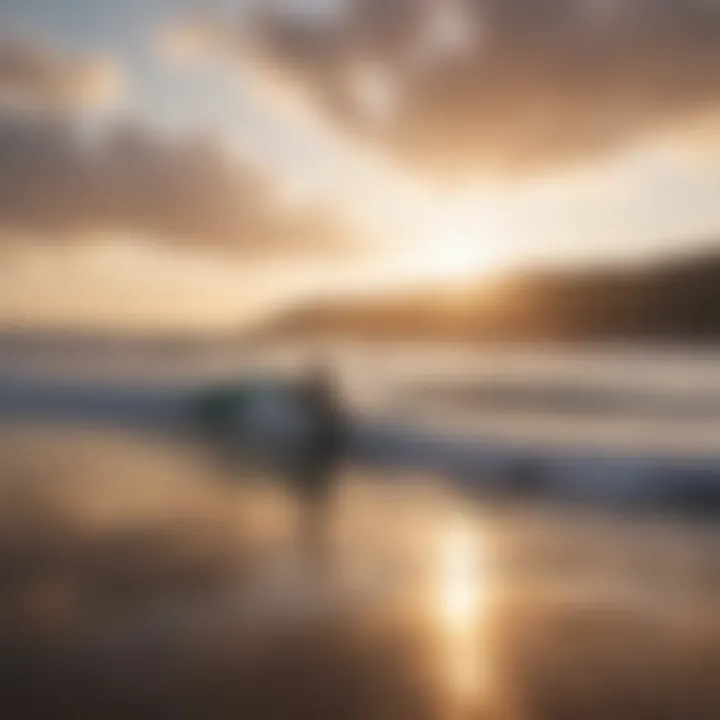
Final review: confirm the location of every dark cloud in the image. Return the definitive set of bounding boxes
[226,0,720,175]
[0,116,350,255]
[0,34,122,114]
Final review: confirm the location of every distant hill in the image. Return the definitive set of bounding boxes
[271,252,720,343]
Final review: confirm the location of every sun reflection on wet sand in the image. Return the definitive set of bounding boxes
[432,513,494,718]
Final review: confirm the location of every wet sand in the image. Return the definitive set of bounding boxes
[0,429,717,719]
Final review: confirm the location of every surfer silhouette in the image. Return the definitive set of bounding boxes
[293,363,347,563]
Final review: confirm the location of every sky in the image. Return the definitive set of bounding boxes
[0,0,719,330]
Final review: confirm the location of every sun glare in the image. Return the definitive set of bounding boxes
[433,517,493,710]
[410,219,504,283]
[438,520,485,633]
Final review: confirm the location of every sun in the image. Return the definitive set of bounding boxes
[376,199,508,289]
[413,222,502,281]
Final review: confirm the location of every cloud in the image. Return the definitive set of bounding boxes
[0,34,123,114]
[198,0,720,176]
[0,115,353,256]
[0,30,353,258]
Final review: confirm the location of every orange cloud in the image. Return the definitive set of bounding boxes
[0,31,355,259]
[0,116,353,256]
[204,0,720,177]
[0,34,123,114]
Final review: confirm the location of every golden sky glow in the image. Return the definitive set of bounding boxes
[0,1,719,328]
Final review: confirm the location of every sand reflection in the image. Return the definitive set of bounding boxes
[431,513,494,717]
